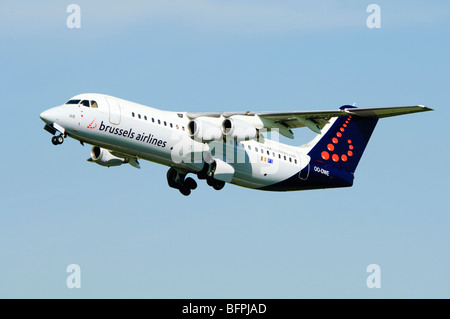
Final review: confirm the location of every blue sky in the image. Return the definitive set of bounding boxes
[0,1,449,298]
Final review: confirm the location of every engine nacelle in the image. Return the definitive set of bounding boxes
[222,117,257,141]
[90,146,128,167]
[188,118,222,142]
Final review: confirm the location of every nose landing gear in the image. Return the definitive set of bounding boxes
[51,135,64,145]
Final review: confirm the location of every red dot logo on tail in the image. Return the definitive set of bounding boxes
[321,116,354,163]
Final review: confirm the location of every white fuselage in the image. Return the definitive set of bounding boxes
[40,93,310,190]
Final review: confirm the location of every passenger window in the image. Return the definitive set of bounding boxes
[132,112,135,117]
[164,121,167,126]
[261,149,263,154]
[144,116,147,120]
[267,150,270,155]
[152,118,155,123]
[182,126,185,131]
[278,154,281,159]
[176,124,179,129]
[255,147,258,152]
[294,159,297,164]
[138,114,141,119]
[248,145,251,150]
[90,100,98,108]
[158,119,161,124]
[81,100,90,107]
[284,156,286,160]
[170,123,173,128]
[289,157,292,162]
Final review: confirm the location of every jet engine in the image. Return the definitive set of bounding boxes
[187,118,222,142]
[222,118,257,141]
[89,146,128,167]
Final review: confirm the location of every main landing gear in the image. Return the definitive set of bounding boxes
[167,162,227,196]
[51,134,64,145]
[167,168,198,196]
[197,162,225,191]
[206,176,225,190]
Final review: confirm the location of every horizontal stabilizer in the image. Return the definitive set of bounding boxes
[341,105,433,118]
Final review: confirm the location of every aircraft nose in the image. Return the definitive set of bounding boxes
[40,107,59,124]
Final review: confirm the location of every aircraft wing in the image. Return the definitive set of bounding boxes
[187,105,432,138]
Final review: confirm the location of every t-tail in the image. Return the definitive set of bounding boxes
[298,104,432,191]
[262,104,431,191]
[307,105,378,175]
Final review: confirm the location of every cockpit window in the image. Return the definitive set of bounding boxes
[81,100,90,107]
[91,100,98,108]
[65,99,81,105]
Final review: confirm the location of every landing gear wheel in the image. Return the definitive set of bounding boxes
[184,177,197,190]
[197,163,210,180]
[166,168,179,189]
[51,135,64,145]
[213,180,225,190]
[179,186,191,196]
[206,176,225,190]
[206,177,214,187]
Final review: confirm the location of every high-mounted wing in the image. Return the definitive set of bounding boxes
[187,105,432,139]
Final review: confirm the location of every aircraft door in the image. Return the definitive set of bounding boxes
[299,161,309,180]
[106,97,121,125]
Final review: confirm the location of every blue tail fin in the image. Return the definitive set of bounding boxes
[307,105,378,174]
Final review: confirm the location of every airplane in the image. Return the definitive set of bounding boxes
[39,93,432,196]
